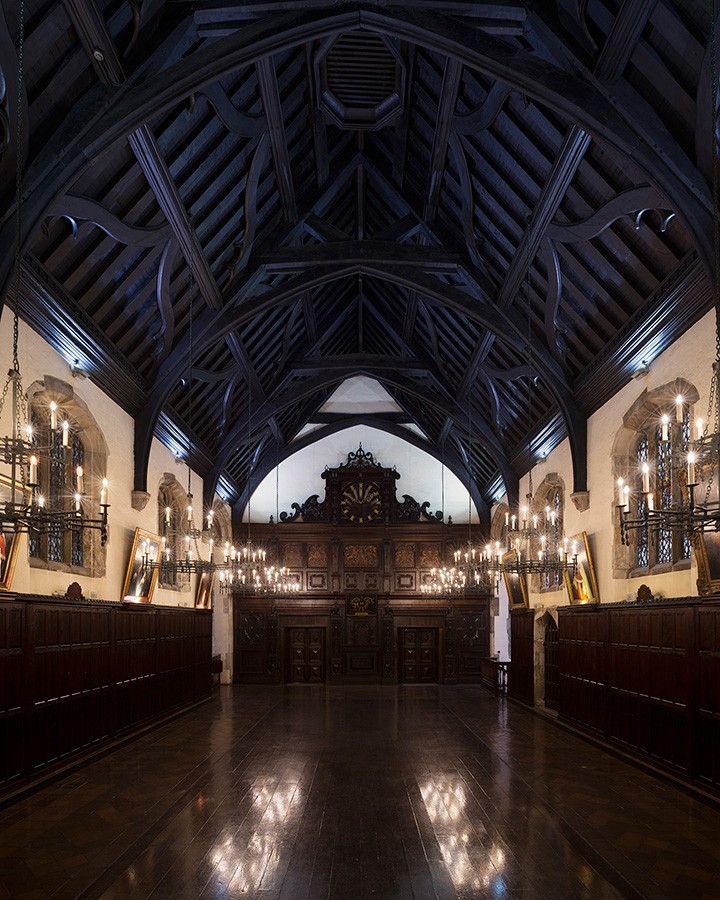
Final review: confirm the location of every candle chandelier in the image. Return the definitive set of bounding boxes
[619,1,720,545]
[1,3,109,546]
[497,229,574,581]
[146,230,215,580]
[216,396,294,595]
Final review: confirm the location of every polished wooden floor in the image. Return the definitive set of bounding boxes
[1,686,719,900]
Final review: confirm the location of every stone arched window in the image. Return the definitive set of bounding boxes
[533,474,565,592]
[26,377,109,576]
[157,473,190,590]
[612,378,697,577]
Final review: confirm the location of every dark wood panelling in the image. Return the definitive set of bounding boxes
[558,600,720,796]
[558,607,607,736]
[696,606,720,790]
[510,610,534,705]
[0,603,24,789]
[0,596,211,797]
[233,597,489,686]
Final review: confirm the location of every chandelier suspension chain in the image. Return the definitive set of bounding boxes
[526,223,534,501]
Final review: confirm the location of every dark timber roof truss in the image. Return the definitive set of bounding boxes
[0,0,714,519]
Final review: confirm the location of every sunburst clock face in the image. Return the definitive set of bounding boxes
[340,482,382,523]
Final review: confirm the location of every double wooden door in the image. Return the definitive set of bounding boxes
[289,628,325,683]
[400,628,438,683]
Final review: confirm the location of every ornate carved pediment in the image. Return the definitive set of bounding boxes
[279,444,443,524]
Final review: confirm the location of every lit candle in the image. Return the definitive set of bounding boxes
[25,424,32,440]
[101,478,108,506]
[62,420,69,447]
[165,506,171,524]
[37,494,44,508]
[647,492,654,511]
[641,462,650,493]
[50,402,57,431]
[187,505,192,523]
[676,394,683,422]
[532,515,538,529]
[74,492,81,512]
[505,511,509,526]
[76,465,83,493]
[511,514,516,529]
[661,414,669,442]
[29,454,38,485]
[697,418,704,440]
[688,451,696,485]
[522,506,527,528]
[623,485,630,511]
[617,476,624,504]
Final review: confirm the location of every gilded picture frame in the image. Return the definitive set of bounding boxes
[0,474,27,592]
[694,531,720,596]
[502,551,528,609]
[564,531,599,604]
[195,570,214,608]
[121,527,161,603]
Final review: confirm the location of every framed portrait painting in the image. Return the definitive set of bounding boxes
[195,571,214,608]
[694,531,720,596]
[122,528,161,603]
[502,551,528,609]
[564,532,599,604]
[0,474,28,591]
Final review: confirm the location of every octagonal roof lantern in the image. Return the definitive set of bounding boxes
[314,31,406,131]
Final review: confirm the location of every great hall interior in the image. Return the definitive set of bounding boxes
[2,1,720,899]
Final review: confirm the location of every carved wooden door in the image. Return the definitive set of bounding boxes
[289,628,325,683]
[400,628,438,683]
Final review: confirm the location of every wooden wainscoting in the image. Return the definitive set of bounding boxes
[557,599,720,796]
[0,596,212,797]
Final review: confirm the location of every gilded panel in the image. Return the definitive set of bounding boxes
[308,543,328,568]
[282,543,304,568]
[344,544,378,568]
[419,543,441,569]
[395,542,415,568]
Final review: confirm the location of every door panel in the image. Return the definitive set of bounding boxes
[400,628,438,683]
[289,628,325,683]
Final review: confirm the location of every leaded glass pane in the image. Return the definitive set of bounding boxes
[48,429,64,562]
[637,435,649,568]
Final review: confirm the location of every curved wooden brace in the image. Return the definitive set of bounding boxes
[0,0,28,200]
[695,10,720,184]
[134,260,585,496]
[539,237,563,360]
[209,414,491,522]
[448,133,491,274]
[47,194,173,246]
[478,368,502,432]
[150,237,179,361]
[224,132,271,282]
[200,368,516,514]
[545,185,667,243]
[481,363,531,382]
[8,2,713,307]
[452,81,511,134]
[199,82,266,137]
[192,365,238,385]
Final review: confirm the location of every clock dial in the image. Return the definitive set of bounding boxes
[340,482,382,523]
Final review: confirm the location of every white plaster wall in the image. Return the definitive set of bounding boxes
[247,424,479,523]
[0,317,204,608]
[493,308,717,611]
